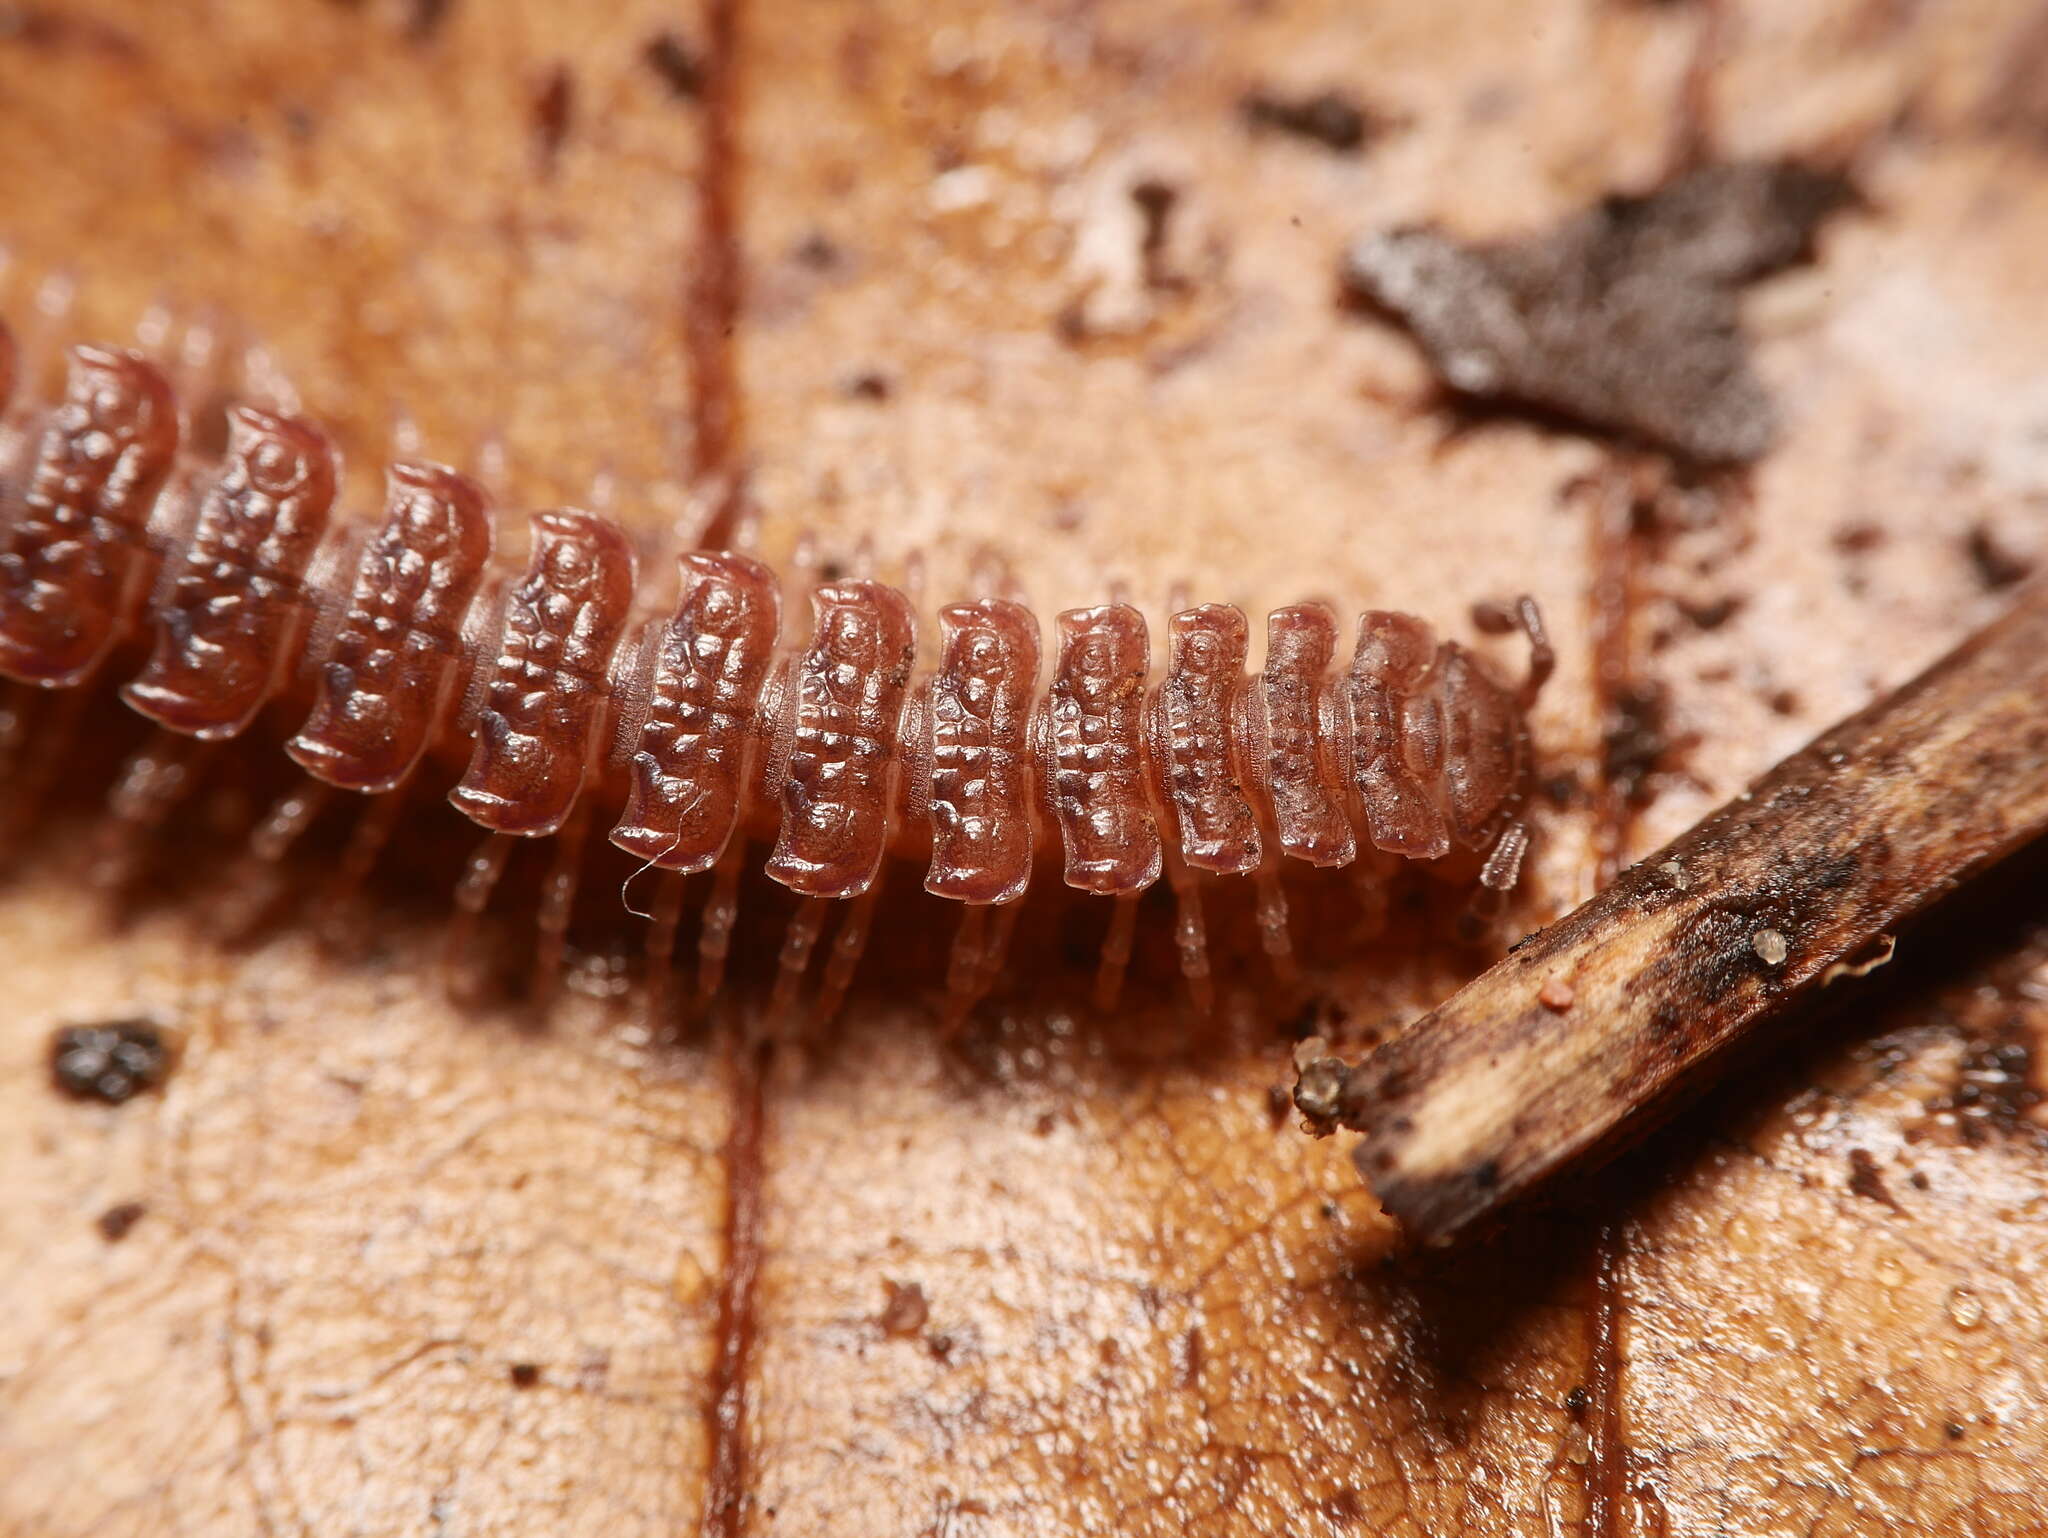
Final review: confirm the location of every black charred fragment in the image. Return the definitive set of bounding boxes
[1240,87,1378,153]
[1341,161,1854,464]
[50,1020,172,1104]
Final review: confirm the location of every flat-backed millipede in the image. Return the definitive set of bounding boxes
[0,315,1553,1025]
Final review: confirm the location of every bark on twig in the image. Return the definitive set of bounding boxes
[1297,581,2048,1248]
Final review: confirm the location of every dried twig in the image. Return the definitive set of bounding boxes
[1296,581,2048,1247]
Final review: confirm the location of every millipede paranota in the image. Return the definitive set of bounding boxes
[0,317,1554,1020]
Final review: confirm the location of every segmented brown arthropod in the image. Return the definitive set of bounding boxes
[0,319,1553,1023]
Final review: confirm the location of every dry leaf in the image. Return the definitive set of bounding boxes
[2,1,2046,1534]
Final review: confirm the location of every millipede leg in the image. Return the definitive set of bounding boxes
[249,776,335,863]
[94,729,209,889]
[644,868,689,1032]
[444,831,514,997]
[1253,863,1297,983]
[0,681,34,783]
[0,681,90,857]
[325,782,409,915]
[532,801,592,1006]
[1472,817,1532,922]
[697,842,745,1003]
[941,904,989,1035]
[1350,849,1397,941]
[976,898,1021,1005]
[1163,853,1214,1016]
[770,898,827,1024]
[214,775,338,942]
[1094,894,1140,1015]
[815,881,881,1030]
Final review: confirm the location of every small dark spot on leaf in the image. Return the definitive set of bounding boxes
[96,1201,146,1242]
[509,1362,540,1388]
[642,30,705,100]
[1675,594,1743,631]
[791,231,842,270]
[1602,681,1672,807]
[1265,1082,1293,1126]
[879,1279,930,1337]
[1129,178,1181,290]
[531,65,573,172]
[1241,87,1377,154]
[407,0,451,42]
[1965,522,2033,591]
[1930,1020,2040,1144]
[0,4,142,57]
[50,1020,171,1104]
[1847,1147,1899,1209]
[1320,1485,1364,1525]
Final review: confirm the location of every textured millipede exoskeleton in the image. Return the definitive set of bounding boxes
[0,315,1554,1025]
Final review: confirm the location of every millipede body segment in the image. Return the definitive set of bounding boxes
[0,319,1554,1017]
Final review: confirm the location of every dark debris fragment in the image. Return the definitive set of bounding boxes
[1341,161,1855,464]
[1241,87,1380,154]
[1965,521,2035,592]
[643,30,705,100]
[96,1201,147,1242]
[878,1280,930,1337]
[50,1020,172,1104]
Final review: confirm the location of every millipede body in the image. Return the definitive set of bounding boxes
[0,319,1554,1019]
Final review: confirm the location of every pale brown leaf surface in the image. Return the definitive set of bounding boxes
[1,1,2046,1534]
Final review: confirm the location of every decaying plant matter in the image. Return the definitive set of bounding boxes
[1297,578,2048,1247]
